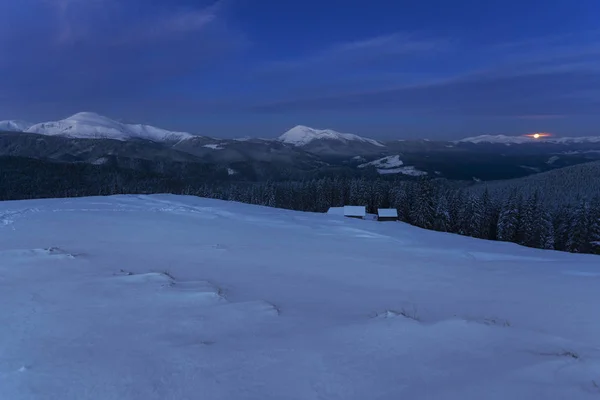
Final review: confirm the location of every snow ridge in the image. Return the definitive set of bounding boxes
[458,134,600,145]
[23,112,194,142]
[0,120,34,132]
[359,155,404,169]
[358,155,427,176]
[279,125,384,147]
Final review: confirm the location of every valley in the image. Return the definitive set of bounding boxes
[2,112,600,183]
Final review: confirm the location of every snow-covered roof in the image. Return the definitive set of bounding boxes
[327,207,345,215]
[378,208,398,218]
[344,206,366,217]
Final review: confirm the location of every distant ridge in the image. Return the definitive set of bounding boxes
[458,134,600,145]
[278,125,384,147]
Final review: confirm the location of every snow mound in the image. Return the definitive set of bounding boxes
[0,120,34,132]
[25,112,194,142]
[279,125,384,147]
[359,155,403,169]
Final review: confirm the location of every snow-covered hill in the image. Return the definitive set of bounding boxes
[459,134,600,145]
[21,112,194,142]
[2,195,599,399]
[0,120,34,132]
[359,155,428,176]
[279,125,384,147]
[359,154,404,169]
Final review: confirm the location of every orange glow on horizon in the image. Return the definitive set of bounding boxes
[525,132,552,139]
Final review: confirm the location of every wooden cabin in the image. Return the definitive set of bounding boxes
[327,206,367,219]
[343,206,367,219]
[326,207,345,216]
[377,208,398,222]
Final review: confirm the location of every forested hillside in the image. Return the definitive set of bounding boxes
[469,161,600,208]
[1,156,598,255]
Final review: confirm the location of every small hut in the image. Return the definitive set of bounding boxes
[343,206,366,219]
[327,207,345,216]
[377,208,398,222]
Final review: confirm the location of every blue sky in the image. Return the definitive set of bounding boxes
[1,0,600,139]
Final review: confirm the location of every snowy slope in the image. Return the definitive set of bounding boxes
[0,120,34,132]
[359,155,404,168]
[1,195,600,400]
[279,125,384,147]
[359,155,428,176]
[378,166,428,176]
[459,134,600,144]
[25,112,194,142]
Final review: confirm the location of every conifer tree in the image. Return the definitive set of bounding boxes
[497,190,520,242]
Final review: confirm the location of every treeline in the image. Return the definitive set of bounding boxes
[190,178,600,255]
[470,161,600,209]
[0,156,206,201]
[1,157,598,255]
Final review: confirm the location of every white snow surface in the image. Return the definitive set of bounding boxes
[203,144,225,150]
[0,120,34,132]
[458,134,600,144]
[343,205,366,217]
[378,208,398,218]
[279,125,384,147]
[23,112,194,142]
[359,155,404,169]
[358,155,427,176]
[1,194,600,400]
[378,166,428,176]
[326,206,345,215]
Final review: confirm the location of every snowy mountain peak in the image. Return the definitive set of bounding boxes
[458,134,600,145]
[279,125,384,147]
[457,135,537,144]
[23,112,194,142]
[0,120,34,132]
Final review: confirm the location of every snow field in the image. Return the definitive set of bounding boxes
[1,194,600,399]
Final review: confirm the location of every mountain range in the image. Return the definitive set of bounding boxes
[1,112,600,182]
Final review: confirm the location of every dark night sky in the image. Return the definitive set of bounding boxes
[1,0,600,139]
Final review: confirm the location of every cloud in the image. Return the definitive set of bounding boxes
[261,32,451,73]
[250,70,600,117]
[334,33,449,55]
[515,115,568,120]
[41,0,228,44]
[246,28,600,119]
[0,0,246,112]
[41,0,116,44]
